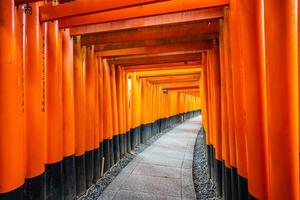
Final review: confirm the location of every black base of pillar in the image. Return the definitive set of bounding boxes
[45,161,64,200]
[93,148,101,183]
[109,139,115,167]
[222,163,232,200]
[238,174,248,200]
[75,154,86,196]
[0,185,24,200]
[85,150,94,188]
[231,167,239,200]
[113,135,120,163]
[126,131,131,153]
[103,139,110,173]
[63,156,76,200]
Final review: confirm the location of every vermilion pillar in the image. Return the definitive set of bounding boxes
[264,0,299,199]
[110,65,120,162]
[238,0,268,199]
[229,1,248,198]
[24,2,46,199]
[116,66,126,156]
[103,59,114,169]
[45,19,64,199]
[61,28,76,199]
[0,1,25,198]
[85,45,96,187]
[74,36,86,195]
[219,17,232,200]
[98,58,105,173]
[94,56,100,182]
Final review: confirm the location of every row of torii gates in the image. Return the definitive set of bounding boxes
[0,0,299,200]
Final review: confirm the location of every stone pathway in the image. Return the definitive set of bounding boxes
[98,117,201,200]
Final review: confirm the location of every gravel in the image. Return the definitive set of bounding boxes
[78,126,174,200]
[193,128,221,200]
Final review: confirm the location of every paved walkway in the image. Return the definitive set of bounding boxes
[98,117,201,200]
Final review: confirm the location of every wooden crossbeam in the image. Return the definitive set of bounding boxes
[94,34,218,51]
[81,20,219,45]
[107,52,202,66]
[70,8,223,35]
[124,64,202,72]
[96,41,212,57]
[39,0,168,22]
[59,0,228,28]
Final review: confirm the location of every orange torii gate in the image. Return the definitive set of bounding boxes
[0,0,299,200]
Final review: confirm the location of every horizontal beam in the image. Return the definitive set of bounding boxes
[70,8,223,35]
[107,52,202,66]
[181,91,200,96]
[136,68,201,77]
[155,81,199,88]
[171,90,199,93]
[124,64,202,72]
[39,0,168,22]
[82,20,219,45]
[138,72,201,79]
[96,41,212,57]
[166,86,199,90]
[142,74,201,80]
[15,0,42,4]
[123,62,201,70]
[138,72,200,78]
[148,78,200,84]
[94,34,218,51]
[59,0,228,28]
[145,73,200,80]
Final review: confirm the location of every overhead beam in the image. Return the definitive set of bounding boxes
[145,73,200,80]
[39,0,168,22]
[148,78,200,84]
[136,68,201,78]
[70,8,223,35]
[181,91,200,96]
[138,72,200,78]
[141,74,201,80]
[124,64,202,72]
[107,52,202,66]
[94,34,218,51]
[59,0,228,28]
[123,62,201,71]
[155,81,199,88]
[96,41,212,57]
[150,79,200,85]
[166,86,199,90]
[15,0,42,4]
[81,20,219,45]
